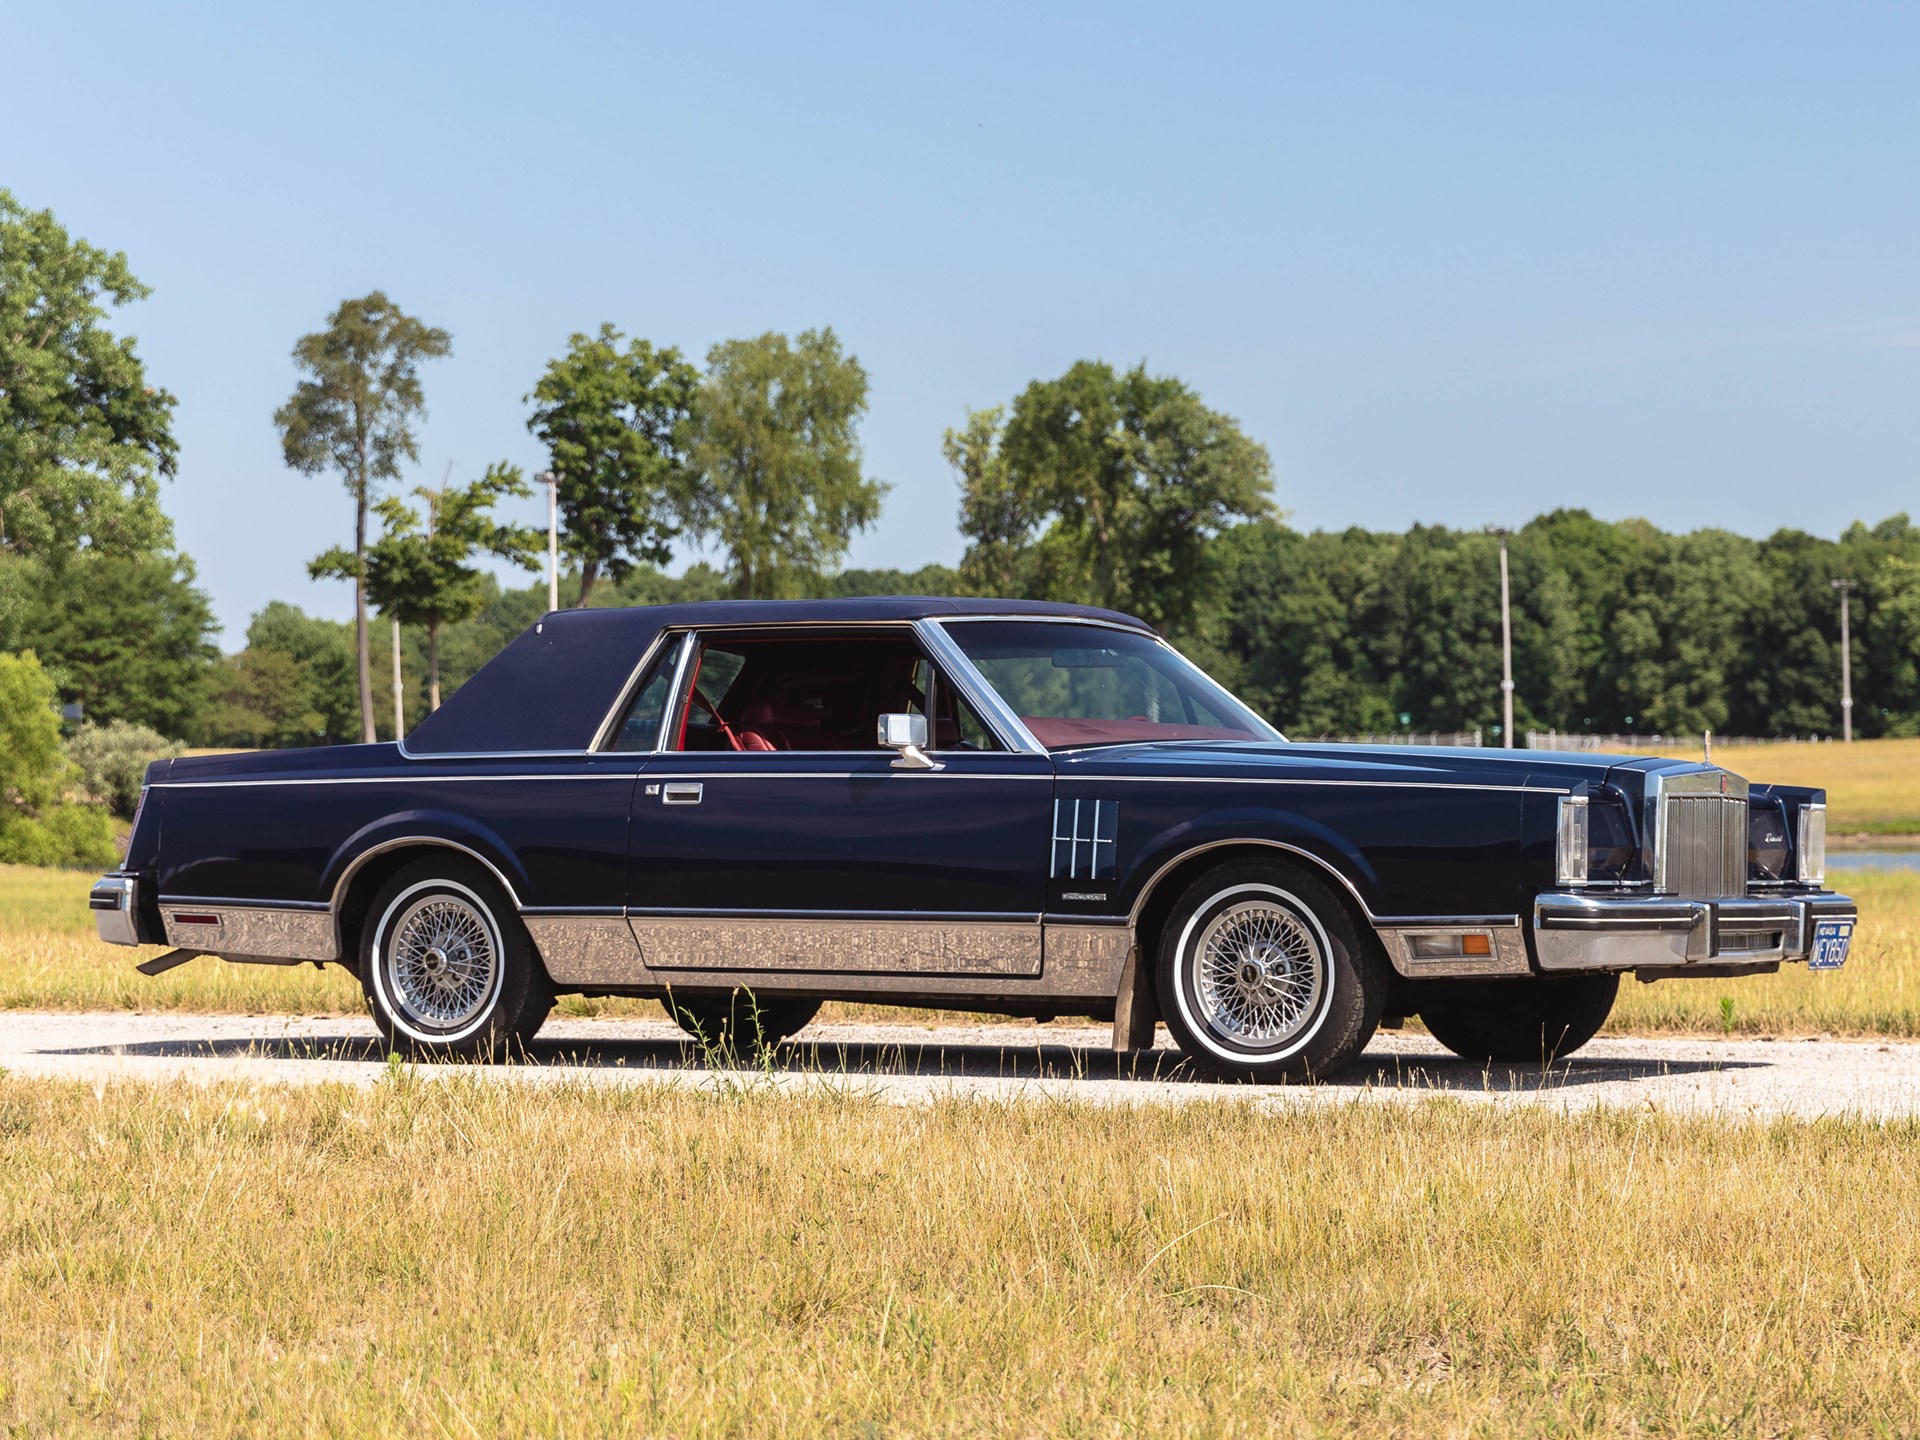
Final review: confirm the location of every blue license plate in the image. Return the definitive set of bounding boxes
[1809,918,1854,971]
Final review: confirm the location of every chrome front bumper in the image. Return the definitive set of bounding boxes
[1533,890,1857,972]
[90,873,142,947]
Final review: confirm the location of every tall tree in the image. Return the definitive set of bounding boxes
[953,361,1275,635]
[0,549,217,739]
[526,325,702,607]
[275,292,451,742]
[317,463,542,708]
[689,328,886,598]
[0,189,177,557]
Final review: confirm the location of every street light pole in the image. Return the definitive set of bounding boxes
[1832,577,1854,742]
[1486,526,1515,746]
[536,470,559,611]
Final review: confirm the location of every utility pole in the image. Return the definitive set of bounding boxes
[1832,577,1854,742]
[391,615,405,741]
[1486,526,1515,747]
[536,469,559,611]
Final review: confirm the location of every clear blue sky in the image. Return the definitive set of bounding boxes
[10,1,1918,643]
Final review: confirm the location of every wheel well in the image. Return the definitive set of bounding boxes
[333,842,519,969]
[1131,843,1379,972]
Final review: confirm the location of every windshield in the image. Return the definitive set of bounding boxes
[943,620,1281,750]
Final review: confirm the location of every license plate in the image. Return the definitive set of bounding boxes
[1809,918,1854,971]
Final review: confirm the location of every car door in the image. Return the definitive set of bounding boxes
[624,624,1055,979]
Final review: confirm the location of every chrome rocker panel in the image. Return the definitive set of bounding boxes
[1533,890,1858,972]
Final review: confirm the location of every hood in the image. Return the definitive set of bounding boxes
[1051,738,1733,797]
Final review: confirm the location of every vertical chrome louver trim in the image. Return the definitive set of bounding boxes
[1651,769,1749,899]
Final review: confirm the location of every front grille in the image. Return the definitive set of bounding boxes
[1657,791,1748,898]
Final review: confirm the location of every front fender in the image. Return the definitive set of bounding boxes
[1119,805,1385,921]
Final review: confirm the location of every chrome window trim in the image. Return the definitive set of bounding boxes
[629,618,1051,761]
[652,631,701,754]
[915,619,1049,755]
[925,616,1285,752]
[585,630,678,754]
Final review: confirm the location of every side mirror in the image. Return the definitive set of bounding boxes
[877,712,940,770]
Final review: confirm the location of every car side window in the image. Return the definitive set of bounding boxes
[655,629,1003,755]
[606,639,684,752]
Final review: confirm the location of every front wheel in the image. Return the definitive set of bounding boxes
[1418,974,1618,1064]
[1156,859,1385,1082]
[360,858,552,1059]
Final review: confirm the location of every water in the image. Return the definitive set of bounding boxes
[1828,850,1920,873]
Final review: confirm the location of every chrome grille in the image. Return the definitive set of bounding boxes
[1656,787,1749,898]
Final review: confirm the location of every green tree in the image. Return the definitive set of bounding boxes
[241,601,361,744]
[526,325,702,608]
[689,328,886,598]
[318,464,542,708]
[0,651,116,867]
[202,647,328,749]
[0,549,217,738]
[275,292,451,743]
[0,190,176,558]
[954,361,1275,636]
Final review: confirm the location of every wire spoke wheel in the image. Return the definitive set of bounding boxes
[385,892,499,1031]
[1191,898,1327,1051]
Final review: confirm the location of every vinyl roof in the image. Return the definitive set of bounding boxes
[401,596,1151,755]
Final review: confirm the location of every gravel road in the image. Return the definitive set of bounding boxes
[2,1011,1917,1119]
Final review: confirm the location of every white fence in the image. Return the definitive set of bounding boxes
[1301,730,1823,751]
[1525,731,1817,752]
[1304,731,1484,747]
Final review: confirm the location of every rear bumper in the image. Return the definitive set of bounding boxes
[1533,890,1857,972]
[90,873,143,947]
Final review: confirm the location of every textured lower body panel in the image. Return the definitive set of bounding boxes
[522,915,642,985]
[157,903,339,962]
[529,914,1128,999]
[628,916,1046,977]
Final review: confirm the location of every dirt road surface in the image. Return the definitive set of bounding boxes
[1,1011,1916,1118]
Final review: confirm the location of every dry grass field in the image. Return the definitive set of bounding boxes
[4,864,1916,1038]
[0,1074,1914,1436]
[1624,734,1920,837]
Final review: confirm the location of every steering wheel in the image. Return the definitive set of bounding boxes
[689,687,743,751]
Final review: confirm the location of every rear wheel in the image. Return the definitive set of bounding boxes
[665,989,821,1055]
[1419,974,1618,1064]
[360,858,551,1059]
[1156,859,1385,1082]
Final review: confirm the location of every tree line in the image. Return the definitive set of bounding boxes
[1,183,1916,861]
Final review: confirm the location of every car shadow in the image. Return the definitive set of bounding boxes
[49,1027,1765,1093]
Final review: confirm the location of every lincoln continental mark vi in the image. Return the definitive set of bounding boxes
[89,598,1858,1080]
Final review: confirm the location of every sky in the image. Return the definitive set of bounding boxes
[9,1,1919,644]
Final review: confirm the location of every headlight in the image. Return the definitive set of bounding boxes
[1796,803,1827,885]
[1557,793,1636,886]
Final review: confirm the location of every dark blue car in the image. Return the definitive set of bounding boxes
[90,598,1858,1080]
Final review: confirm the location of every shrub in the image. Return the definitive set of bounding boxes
[67,720,182,818]
[0,652,123,867]
[0,804,118,869]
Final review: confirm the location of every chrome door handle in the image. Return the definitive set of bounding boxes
[662,782,704,806]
